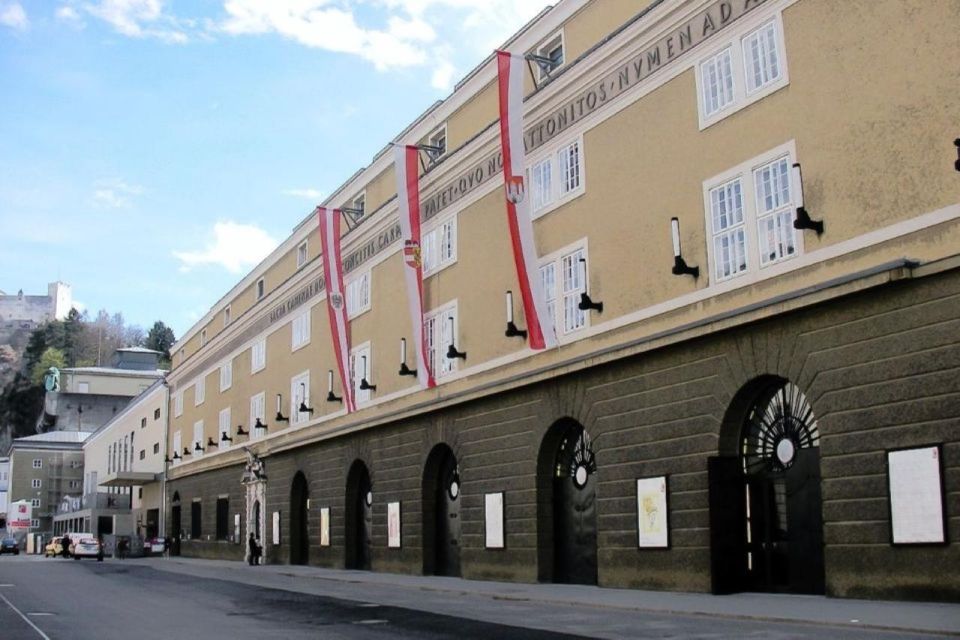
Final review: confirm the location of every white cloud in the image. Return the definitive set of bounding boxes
[56,5,84,27]
[173,221,279,274]
[282,188,323,199]
[0,2,28,30]
[92,180,143,208]
[81,0,188,42]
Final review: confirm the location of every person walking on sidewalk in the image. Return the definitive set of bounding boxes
[248,533,260,566]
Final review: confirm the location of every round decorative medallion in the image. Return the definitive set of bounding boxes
[776,438,796,466]
[448,480,460,500]
[740,381,819,475]
[574,465,588,488]
[365,491,373,507]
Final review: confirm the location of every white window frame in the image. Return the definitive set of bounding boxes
[291,312,311,351]
[297,239,308,268]
[425,123,447,163]
[31,498,40,508]
[32,458,42,469]
[194,377,205,406]
[250,392,266,439]
[423,301,459,380]
[534,30,565,82]
[223,305,231,327]
[200,329,207,347]
[539,239,590,339]
[251,338,266,374]
[30,519,39,528]
[349,342,373,406]
[174,391,183,417]
[173,431,182,464]
[695,13,789,130]
[32,478,41,488]
[218,407,231,445]
[192,421,204,458]
[527,134,585,220]
[256,278,265,300]
[422,212,458,277]
[290,370,311,425]
[219,360,233,392]
[702,140,803,285]
[346,270,371,319]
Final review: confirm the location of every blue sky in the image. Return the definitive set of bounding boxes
[0,0,547,338]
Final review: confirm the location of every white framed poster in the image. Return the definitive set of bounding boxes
[320,507,330,547]
[484,492,504,549]
[636,476,669,548]
[387,501,402,548]
[887,444,946,545]
[272,511,280,545]
[234,513,241,542]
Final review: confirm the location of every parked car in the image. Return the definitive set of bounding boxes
[0,537,19,555]
[44,536,64,557]
[70,538,104,561]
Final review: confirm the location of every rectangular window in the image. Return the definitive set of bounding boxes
[292,312,310,350]
[32,478,41,488]
[535,31,564,82]
[250,392,266,439]
[743,21,782,94]
[191,500,202,539]
[153,442,160,454]
[32,458,42,469]
[346,271,371,319]
[540,244,587,336]
[425,124,447,163]
[193,421,204,458]
[349,343,372,405]
[154,408,160,420]
[529,137,585,217]
[223,305,231,327]
[174,392,183,417]
[216,498,229,540]
[220,361,233,391]
[219,408,231,443]
[297,240,308,268]
[31,498,40,507]
[195,377,205,405]
[139,449,145,461]
[700,47,735,117]
[251,338,266,373]
[424,304,458,379]
[69,480,80,489]
[173,431,182,463]
[352,194,365,218]
[256,278,265,300]
[140,417,147,429]
[31,519,40,528]
[291,371,311,425]
[704,142,802,283]
[422,215,457,276]
[200,329,207,347]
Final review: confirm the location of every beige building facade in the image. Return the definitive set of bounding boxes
[165,0,959,601]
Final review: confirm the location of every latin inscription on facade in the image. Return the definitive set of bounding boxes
[268,275,325,324]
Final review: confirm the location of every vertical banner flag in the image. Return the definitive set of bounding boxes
[496,50,557,350]
[393,144,437,389]
[317,207,357,413]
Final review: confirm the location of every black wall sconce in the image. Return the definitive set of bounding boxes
[577,257,603,313]
[164,455,174,463]
[359,355,377,391]
[275,394,289,422]
[504,290,527,339]
[182,447,191,457]
[193,441,204,453]
[206,437,218,449]
[326,370,342,403]
[236,424,248,437]
[254,417,267,432]
[221,431,234,444]
[446,316,466,360]
[670,217,700,278]
[399,338,417,376]
[791,163,824,235]
[172,451,181,461]
[298,382,314,414]
[954,138,960,172]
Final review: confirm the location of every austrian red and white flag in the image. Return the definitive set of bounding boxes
[393,144,436,389]
[318,207,357,413]
[496,50,557,350]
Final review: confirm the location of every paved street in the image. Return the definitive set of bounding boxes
[1,554,958,640]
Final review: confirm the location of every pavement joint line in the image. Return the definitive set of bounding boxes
[0,591,52,640]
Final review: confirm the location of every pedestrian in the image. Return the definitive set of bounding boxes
[61,533,71,558]
[248,533,258,566]
[118,537,128,560]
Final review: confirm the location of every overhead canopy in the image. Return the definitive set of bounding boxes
[99,471,159,487]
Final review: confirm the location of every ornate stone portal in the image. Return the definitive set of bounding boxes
[242,449,267,565]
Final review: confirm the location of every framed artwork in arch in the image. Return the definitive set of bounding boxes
[484,492,505,549]
[319,507,330,547]
[387,501,402,548]
[886,444,947,546]
[636,475,670,549]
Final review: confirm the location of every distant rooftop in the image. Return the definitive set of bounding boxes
[63,367,166,377]
[116,347,163,354]
[13,431,92,445]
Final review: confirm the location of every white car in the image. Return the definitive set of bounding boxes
[71,538,104,561]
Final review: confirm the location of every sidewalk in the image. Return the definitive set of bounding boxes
[131,556,960,636]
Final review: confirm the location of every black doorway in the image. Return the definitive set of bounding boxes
[537,419,598,585]
[170,492,181,556]
[345,460,372,570]
[290,471,309,565]
[422,444,461,577]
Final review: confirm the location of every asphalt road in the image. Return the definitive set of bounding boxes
[0,555,950,640]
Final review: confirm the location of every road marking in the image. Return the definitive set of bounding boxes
[0,584,15,587]
[357,603,380,608]
[0,592,52,640]
[353,619,388,625]
[27,613,54,617]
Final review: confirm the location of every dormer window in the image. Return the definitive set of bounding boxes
[223,305,231,327]
[534,31,564,82]
[344,192,366,225]
[297,240,308,268]
[256,278,265,300]
[425,124,447,164]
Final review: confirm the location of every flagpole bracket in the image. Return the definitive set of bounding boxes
[505,321,528,339]
[398,363,417,377]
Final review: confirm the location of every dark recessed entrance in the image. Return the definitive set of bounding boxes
[170,492,181,556]
[710,377,825,595]
[345,460,372,570]
[422,444,461,577]
[537,419,598,585]
[290,471,309,565]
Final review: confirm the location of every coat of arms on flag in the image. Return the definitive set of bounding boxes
[404,239,422,268]
[330,292,344,310]
[505,175,525,204]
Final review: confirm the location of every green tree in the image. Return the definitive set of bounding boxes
[145,321,176,363]
[31,347,66,385]
[62,308,86,367]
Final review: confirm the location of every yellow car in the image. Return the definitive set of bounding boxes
[44,536,64,557]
